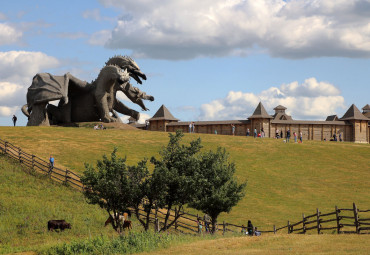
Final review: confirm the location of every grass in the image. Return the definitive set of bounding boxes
[137,234,370,255]
[0,126,369,253]
[39,231,193,255]
[0,155,117,254]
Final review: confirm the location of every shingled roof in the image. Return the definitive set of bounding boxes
[326,115,339,121]
[362,104,370,111]
[248,102,273,119]
[149,105,179,121]
[340,104,369,121]
[273,105,287,110]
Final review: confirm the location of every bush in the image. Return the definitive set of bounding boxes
[40,231,179,255]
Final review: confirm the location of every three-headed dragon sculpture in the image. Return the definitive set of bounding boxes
[21,56,154,126]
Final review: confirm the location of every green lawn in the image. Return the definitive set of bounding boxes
[0,126,369,253]
[0,155,117,254]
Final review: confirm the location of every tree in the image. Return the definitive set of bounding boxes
[81,148,149,232]
[150,130,202,231]
[189,147,246,233]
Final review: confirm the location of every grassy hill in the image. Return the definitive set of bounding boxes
[0,126,369,229]
[0,155,120,254]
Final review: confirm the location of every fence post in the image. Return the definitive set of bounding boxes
[4,141,7,153]
[175,207,178,230]
[335,205,341,234]
[316,208,321,235]
[32,155,35,170]
[155,218,159,232]
[302,213,306,234]
[223,221,226,235]
[353,203,360,234]
[64,169,69,185]
[48,163,52,178]
[273,225,276,234]
[18,148,22,163]
[288,221,290,234]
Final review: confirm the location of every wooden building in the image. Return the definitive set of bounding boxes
[134,103,370,143]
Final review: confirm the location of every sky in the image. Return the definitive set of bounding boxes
[0,0,369,126]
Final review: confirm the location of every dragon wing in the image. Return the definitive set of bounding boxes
[27,73,70,107]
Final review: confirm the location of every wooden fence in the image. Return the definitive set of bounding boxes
[0,138,83,190]
[1,137,369,235]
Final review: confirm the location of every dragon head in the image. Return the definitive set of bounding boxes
[117,68,130,86]
[106,55,147,85]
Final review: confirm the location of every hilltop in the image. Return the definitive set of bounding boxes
[0,126,369,230]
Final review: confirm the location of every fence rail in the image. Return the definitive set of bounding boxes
[1,137,369,235]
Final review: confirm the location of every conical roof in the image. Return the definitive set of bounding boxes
[149,105,179,121]
[273,105,287,110]
[362,104,370,111]
[248,102,273,119]
[340,104,369,121]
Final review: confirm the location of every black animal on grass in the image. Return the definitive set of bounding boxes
[47,220,71,231]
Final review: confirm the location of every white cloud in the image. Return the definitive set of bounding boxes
[199,78,346,120]
[0,82,25,107]
[0,51,59,84]
[120,112,150,124]
[99,0,370,59]
[0,23,22,46]
[0,106,18,117]
[0,51,60,116]
[279,78,341,97]
[88,30,112,46]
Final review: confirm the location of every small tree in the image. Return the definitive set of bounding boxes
[81,148,148,232]
[150,130,202,231]
[189,147,246,233]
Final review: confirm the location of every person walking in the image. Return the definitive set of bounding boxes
[254,128,257,138]
[246,128,250,136]
[12,115,17,126]
[299,131,303,143]
[261,128,264,138]
[286,129,291,143]
[231,124,235,136]
[49,155,55,173]
[189,123,192,133]
[247,220,254,236]
[294,132,297,143]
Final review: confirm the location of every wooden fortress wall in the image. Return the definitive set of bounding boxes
[164,121,369,143]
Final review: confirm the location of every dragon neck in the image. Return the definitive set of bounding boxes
[91,65,120,88]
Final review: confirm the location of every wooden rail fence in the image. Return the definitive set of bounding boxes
[1,137,369,235]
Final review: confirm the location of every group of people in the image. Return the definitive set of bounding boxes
[275,129,303,143]
[93,124,106,130]
[245,128,265,138]
[189,122,195,133]
[197,214,212,234]
[241,220,261,236]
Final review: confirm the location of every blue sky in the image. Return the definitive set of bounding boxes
[0,0,369,126]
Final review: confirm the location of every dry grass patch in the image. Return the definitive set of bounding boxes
[137,234,370,255]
